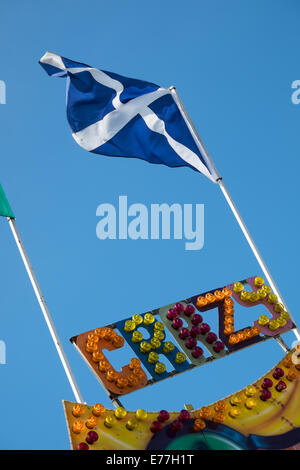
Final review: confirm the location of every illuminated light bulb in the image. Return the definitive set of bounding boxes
[124,320,136,332]
[72,420,85,434]
[250,326,260,337]
[136,409,148,420]
[269,320,279,331]
[254,276,264,287]
[154,330,165,341]
[230,395,242,406]
[214,401,227,412]
[72,404,85,418]
[198,407,211,419]
[196,296,207,308]
[92,351,104,363]
[127,374,138,387]
[88,333,99,343]
[132,368,144,379]
[99,360,110,373]
[277,317,287,327]
[267,293,278,304]
[103,328,114,341]
[112,335,124,348]
[258,315,269,326]
[163,341,175,354]
[244,328,252,339]
[116,377,129,388]
[245,398,256,409]
[205,293,215,303]
[274,303,284,313]
[229,334,238,345]
[245,385,256,397]
[139,341,151,354]
[283,357,293,368]
[236,331,246,342]
[86,342,98,353]
[104,416,115,428]
[224,316,234,325]
[224,297,234,307]
[249,292,260,303]
[287,369,298,381]
[115,407,127,419]
[214,290,225,300]
[106,369,118,382]
[281,311,290,320]
[92,403,105,417]
[150,338,161,350]
[86,416,98,429]
[224,326,234,336]
[131,331,143,343]
[222,288,232,297]
[148,351,159,364]
[144,313,155,325]
[132,314,143,326]
[213,412,225,423]
[257,288,268,299]
[224,307,234,316]
[260,284,271,294]
[175,352,186,364]
[94,328,104,336]
[155,362,166,374]
[126,419,137,430]
[240,291,250,302]
[193,418,206,432]
[229,408,240,418]
[129,358,141,370]
[154,321,164,331]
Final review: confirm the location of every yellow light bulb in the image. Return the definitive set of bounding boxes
[254,276,264,287]
[115,407,127,419]
[136,409,148,420]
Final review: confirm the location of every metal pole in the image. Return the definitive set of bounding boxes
[170,86,300,341]
[8,217,84,402]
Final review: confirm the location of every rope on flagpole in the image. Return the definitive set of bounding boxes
[170,86,300,342]
[7,217,84,403]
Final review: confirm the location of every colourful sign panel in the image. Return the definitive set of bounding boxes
[70,275,295,398]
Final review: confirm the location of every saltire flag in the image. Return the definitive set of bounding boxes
[39,52,218,182]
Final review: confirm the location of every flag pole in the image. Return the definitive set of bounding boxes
[170,86,300,342]
[7,216,84,403]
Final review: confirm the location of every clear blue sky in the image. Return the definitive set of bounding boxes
[0,0,299,450]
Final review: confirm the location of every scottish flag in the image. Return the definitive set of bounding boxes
[40,52,218,182]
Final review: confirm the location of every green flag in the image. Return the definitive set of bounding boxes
[0,185,15,218]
